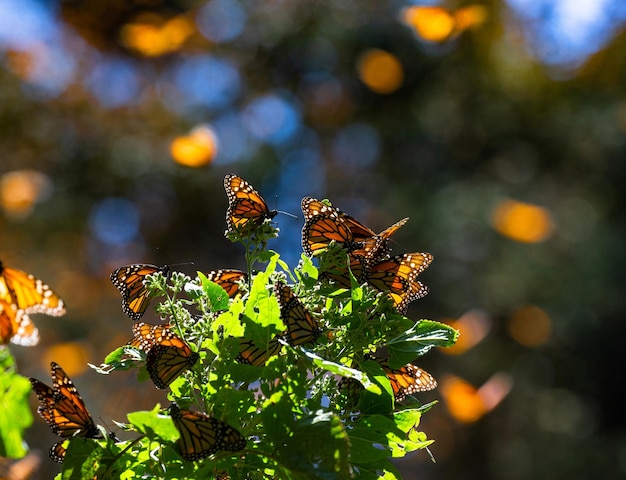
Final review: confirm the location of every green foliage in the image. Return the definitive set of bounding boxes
[0,348,33,458]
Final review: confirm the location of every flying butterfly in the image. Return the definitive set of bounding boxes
[29,362,102,463]
[0,260,65,315]
[110,264,170,320]
[236,336,282,367]
[365,252,433,313]
[0,299,39,346]
[168,402,246,461]
[274,282,321,346]
[129,322,199,389]
[205,269,248,298]
[372,357,437,402]
[224,174,278,233]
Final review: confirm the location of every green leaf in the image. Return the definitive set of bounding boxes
[195,271,231,311]
[0,351,33,458]
[387,319,459,364]
[127,405,178,442]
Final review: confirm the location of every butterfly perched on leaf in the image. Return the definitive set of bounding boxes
[129,322,199,389]
[371,356,437,402]
[110,264,170,320]
[0,299,39,346]
[224,174,278,233]
[205,269,248,298]
[236,336,282,367]
[168,402,246,461]
[0,260,65,315]
[29,362,103,463]
[274,282,321,346]
[365,252,433,313]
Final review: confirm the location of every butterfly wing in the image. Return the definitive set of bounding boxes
[110,264,169,320]
[375,358,437,402]
[1,299,39,346]
[30,363,100,440]
[205,269,248,298]
[301,197,358,257]
[366,253,433,313]
[129,322,175,351]
[0,261,65,315]
[146,345,199,389]
[49,440,68,464]
[236,337,282,367]
[274,282,321,346]
[169,403,246,461]
[224,174,277,232]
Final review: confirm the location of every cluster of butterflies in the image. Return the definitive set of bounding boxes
[0,260,65,347]
[223,174,438,398]
[28,362,244,463]
[19,173,438,466]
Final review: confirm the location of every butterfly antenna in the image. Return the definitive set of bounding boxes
[169,261,195,268]
[278,210,299,220]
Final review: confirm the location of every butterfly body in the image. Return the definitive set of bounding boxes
[110,264,169,320]
[168,403,246,461]
[224,174,278,233]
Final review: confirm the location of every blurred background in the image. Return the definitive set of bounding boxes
[1,0,626,478]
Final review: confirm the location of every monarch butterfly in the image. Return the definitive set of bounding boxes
[110,264,170,320]
[274,282,321,346]
[205,269,248,298]
[372,357,437,402]
[0,299,39,346]
[168,402,246,461]
[365,252,433,313]
[339,213,408,262]
[301,197,359,257]
[0,260,65,315]
[129,322,199,389]
[224,174,278,233]
[236,336,282,367]
[29,362,102,463]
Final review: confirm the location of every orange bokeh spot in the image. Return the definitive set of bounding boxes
[170,126,218,167]
[120,14,195,57]
[402,6,455,43]
[491,199,555,243]
[401,5,487,43]
[357,49,404,94]
[42,342,91,377]
[508,304,552,347]
[0,169,51,218]
[441,309,491,355]
[442,373,512,423]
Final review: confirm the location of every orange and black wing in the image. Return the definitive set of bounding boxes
[29,363,100,440]
[224,174,277,232]
[366,253,433,313]
[110,264,169,320]
[0,260,65,315]
[236,337,282,367]
[301,197,358,257]
[274,282,321,346]
[375,357,437,402]
[146,344,199,389]
[129,322,176,351]
[0,299,39,346]
[205,269,248,298]
[168,403,246,461]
